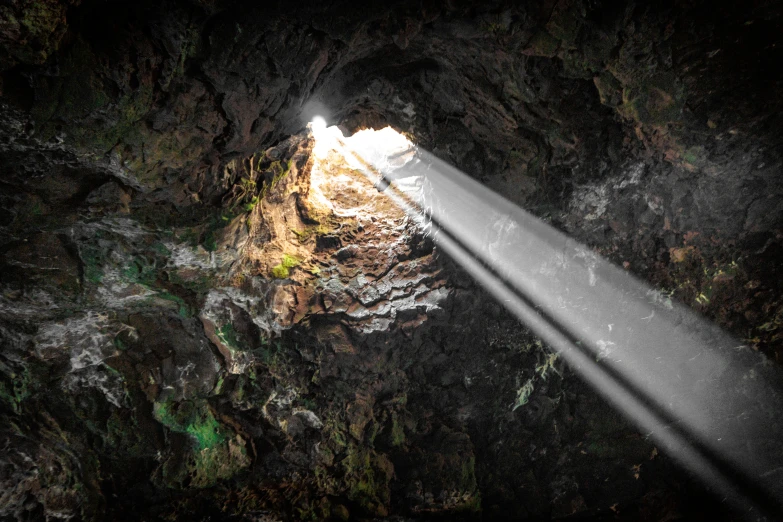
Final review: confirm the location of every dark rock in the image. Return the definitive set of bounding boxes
[0,1,782,520]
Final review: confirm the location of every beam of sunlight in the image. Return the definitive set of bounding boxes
[311,122,783,517]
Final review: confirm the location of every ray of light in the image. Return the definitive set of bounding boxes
[312,124,783,518]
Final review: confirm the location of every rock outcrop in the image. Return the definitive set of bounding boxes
[1,1,782,520]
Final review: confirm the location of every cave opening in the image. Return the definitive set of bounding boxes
[308,121,415,221]
[1,1,783,521]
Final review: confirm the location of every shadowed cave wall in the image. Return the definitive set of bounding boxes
[0,0,782,520]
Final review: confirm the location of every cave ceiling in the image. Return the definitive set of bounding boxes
[1,0,782,520]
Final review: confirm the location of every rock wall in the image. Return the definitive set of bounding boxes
[1,0,782,520]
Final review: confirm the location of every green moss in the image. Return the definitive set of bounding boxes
[154,398,251,488]
[30,200,44,216]
[535,352,560,380]
[122,258,158,286]
[201,207,245,252]
[220,177,260,216]
[153,400,177,429]
[213,375,225,395]
[256,338,282,369]
[216,323,242,351]
[389,413,405,447]
[80,246,105,284]
[0,364,32,415]
[260,159,295,199]
[271,264,289,279]
[178,228,200,248]
[169,21,201,84]
[682,146,707,167]
[339,444,392,515]
[113,336,127,351]
[298,397,317,410]
[155,291,190,317]
[460,455,477,491]
[153,400,225,450]
[202,231,218,252]
[290,227,306,239]
[75,84,152,152]
[282,254,300,268]
[294,504,320,522]
[323,412,348,450]
[16,1,67,64]
[243,195,259,212]
[483,19,507,37]
[512,378,535,411]
[186,416,225,450]
[151,242,171,256]
[271,253,300,279]
[125,130,202,182]
[183,437,248,488]
[757,305,783,347]
[291,222,334,243]
[345,445,374,497]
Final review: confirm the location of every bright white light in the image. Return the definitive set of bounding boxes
[311,116,327,131]
[345,127,414,170]
[310,120,344,159]
[308,124,410,224]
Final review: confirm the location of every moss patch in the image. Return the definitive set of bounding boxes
[153,398,250,488]
[342,444,392,516]
[389,412,405,447]
[153,399,226,450]
[261,159,295,199]
[216,323,243,352]
[0,363,33,415]
[271,253,301,279]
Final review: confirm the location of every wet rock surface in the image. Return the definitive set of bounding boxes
[0,0,782,520]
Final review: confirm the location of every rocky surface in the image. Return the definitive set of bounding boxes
[1,0,782,520]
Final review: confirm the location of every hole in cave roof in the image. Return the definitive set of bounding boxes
[308,122,415,222]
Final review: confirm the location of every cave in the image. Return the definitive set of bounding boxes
[1,0,783,520]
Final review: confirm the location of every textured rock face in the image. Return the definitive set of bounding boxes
[0,0,782,520]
